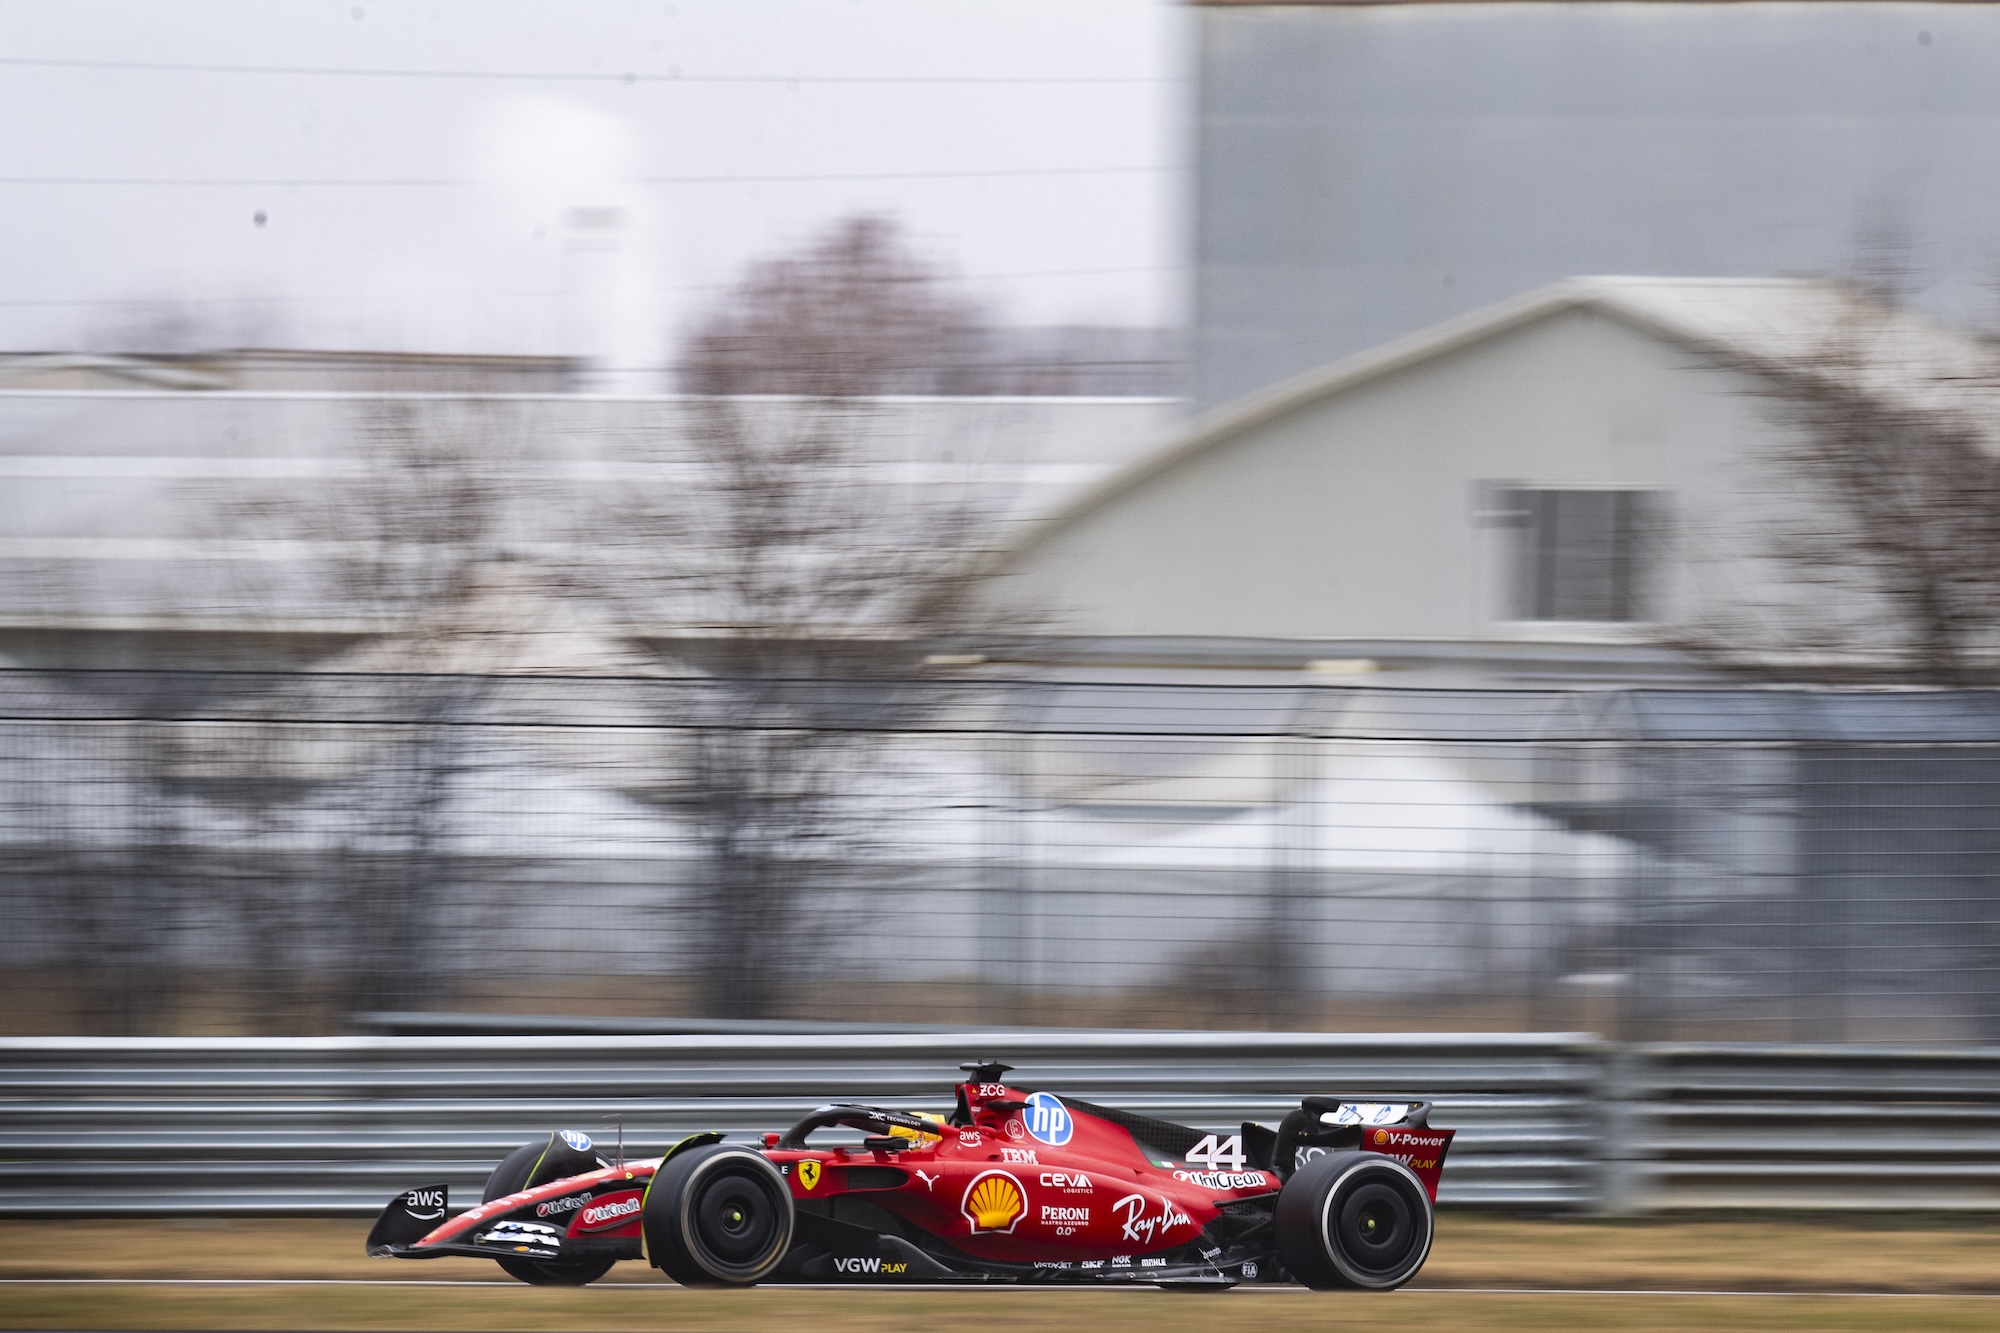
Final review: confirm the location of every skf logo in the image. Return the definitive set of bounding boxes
[961,1170,1026,1234]
[1372,1129,1389,1145]
[798,1159,822,1191]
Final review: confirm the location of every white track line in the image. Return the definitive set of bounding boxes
[2,1279,1999,1298]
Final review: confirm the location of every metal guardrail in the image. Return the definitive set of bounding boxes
[1626,1044,2000,1211]
[10,1031,2000,1215]
[0,1030,1602,1215]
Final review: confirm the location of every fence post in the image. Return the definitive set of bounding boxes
[1592,1041,1645,1216]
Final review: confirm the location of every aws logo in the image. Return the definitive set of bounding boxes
[961,1170,1026,1234]
[402,1188,445,1220]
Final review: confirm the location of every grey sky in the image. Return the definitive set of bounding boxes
[0,0,1185,372]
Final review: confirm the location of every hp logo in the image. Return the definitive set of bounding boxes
[1024,1091,1073,1146]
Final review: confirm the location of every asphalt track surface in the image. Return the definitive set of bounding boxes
[4,1278,2000,1298]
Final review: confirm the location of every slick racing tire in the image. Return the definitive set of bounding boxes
[482,1140,617,1287]
[642,1144,794,1287]
[1274,1151,1434,1291]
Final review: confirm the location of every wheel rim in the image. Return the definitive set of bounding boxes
[1319,1162,1431,1288]
[681,1155,789,1279]
[1335,1181,1414,1274]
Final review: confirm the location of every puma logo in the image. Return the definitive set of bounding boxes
[915,1170,940,1191]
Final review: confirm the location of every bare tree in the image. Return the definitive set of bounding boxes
[600,221,1034,1018]
[1686,276,2000,684]
[679,214,1005,398]
[678,212,1185,398]
[183,400,532,1023]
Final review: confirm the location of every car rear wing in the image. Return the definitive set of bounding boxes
[1267,1097,1454,1201]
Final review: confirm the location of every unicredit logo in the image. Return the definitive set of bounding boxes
[579,1196,641,1227]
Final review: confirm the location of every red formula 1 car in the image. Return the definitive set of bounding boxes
[366,1060,1453,1291]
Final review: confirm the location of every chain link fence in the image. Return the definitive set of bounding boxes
[3,669,1998,1040]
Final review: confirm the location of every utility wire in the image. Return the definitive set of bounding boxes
[0,55,1176,86]
[0,165,1176,188]
[0,267,1186,311]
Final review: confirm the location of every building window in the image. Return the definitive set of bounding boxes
[1484,487,1659,622]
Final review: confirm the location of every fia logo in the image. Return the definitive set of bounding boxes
[797,1159,822,1191]
[1024,1091,1073,1147]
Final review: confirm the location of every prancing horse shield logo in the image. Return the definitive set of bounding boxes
[798,1159,822,1191]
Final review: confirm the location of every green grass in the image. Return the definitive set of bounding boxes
[7,1214,2000,1330]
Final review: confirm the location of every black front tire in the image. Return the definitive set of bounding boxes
[1274,1151,1434,1291]
[494,1254,617,1286]
[482,1139,616,1287]
[642,1144,794,1287]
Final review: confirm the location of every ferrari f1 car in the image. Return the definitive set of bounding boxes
[366,1060,1453,1290]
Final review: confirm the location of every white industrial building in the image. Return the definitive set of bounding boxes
[0,382,1178,671]
[992,276,1994,684]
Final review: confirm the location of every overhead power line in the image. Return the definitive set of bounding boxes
[0,165,1176,188]
[0,266,1186,311]
[0,55,1176,86]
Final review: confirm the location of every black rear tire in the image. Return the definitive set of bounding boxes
[1274,1151,1433,1291]
[642,1144,793,1287]
[482,1138,617,1287]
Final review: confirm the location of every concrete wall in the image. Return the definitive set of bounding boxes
[1195,2,2000,408]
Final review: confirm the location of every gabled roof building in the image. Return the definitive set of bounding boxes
[992,277,1998,683]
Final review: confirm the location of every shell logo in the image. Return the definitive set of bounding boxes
[1372,1129,1389,1145]
[961,1170,1026,1234]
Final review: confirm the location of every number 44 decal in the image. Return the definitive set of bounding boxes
[1184,1133,1246,1172]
